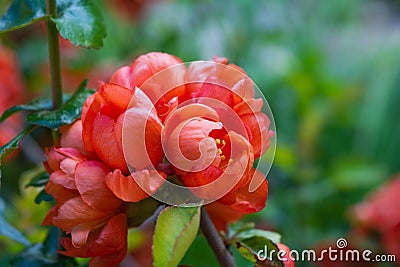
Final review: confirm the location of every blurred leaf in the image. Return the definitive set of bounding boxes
[42,227,60,255]
[126,198,160,227]
[10,243,75,267]
[236,229,281,245]
[34,189,53,204]
[25,170,49,188]
[234,236,283,267]
[27,80,94,129]
[0,125,36,161]
[227,222,255,238]
[0,0,46,33]
[153,206,200,267]
[53,0,106,49]
[330,159,387,191]
[0,199,30,246]
[0,95,70,123]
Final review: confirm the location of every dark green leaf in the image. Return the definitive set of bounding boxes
[0,125,36,161]
[0,95,71,123]
[27,80,94,129]
[11,243,75,267]
[234,236,283,267]
[126,198,160,227]
[34,189,53,204]
[0,0,47,33]
[53,0,106,49]
[25,171,50,188]
[0,199,30,246]
[153,206,201,267]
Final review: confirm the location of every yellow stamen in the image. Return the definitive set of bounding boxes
[220,155,226,160]
[218,149,223,155]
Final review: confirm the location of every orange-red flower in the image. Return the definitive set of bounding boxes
[43,121,126,266]
[81,83,167,202]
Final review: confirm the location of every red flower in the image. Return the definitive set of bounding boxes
[0,44,24,153]
[351,175,400,261]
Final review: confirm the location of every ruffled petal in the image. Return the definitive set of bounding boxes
[105,169,166,202]
[74,161,122,211]
[87,213,128,267]
[52,197,111,232]
[92,112,128,173]
[240,112,273,158]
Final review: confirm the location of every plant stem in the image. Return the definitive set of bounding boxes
[46,0,62,111]
[200,207,236,267]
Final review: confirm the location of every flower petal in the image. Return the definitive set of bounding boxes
[105,169,166,202]
[92,112,128,172]
[74,161,122,211]
[87,213,128,267]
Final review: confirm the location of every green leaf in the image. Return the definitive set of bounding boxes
[235,229,281,245]
[0,94,71,123]
[234,236,284,267]
[0,0,47,33]
[53,0,106,49]
[25,170,50,188]
[27,80,94,129]
[0,125,36,161]
[11,243,75,267]
[34,189,54,204]
[126,198,160,227]
[153,206,201,267]
[0,199,30,246]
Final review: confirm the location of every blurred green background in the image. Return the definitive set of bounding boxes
[1,0,399,266]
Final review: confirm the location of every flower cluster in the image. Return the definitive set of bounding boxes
[351,175,400,261]
[43,52,274,265]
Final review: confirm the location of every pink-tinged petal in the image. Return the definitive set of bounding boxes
[74,161,122,211]
[130,52,183,87]
[71,224,92,248]
[240,112,273,158]
[163,103,219,144]
[55,147,85,161]
[120,105,164,171]
[50,170,76,190]
[60,120,85,154]
[231,77,255,104]
[109,65,133,89]
[59,237,89,258]
[105,169,166,202]
[52,197,111,232]
[92,113,128,173]
[45,180,78,204]
[45,148,67,172]
[166,118,221,172]
[87,213,128,267]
